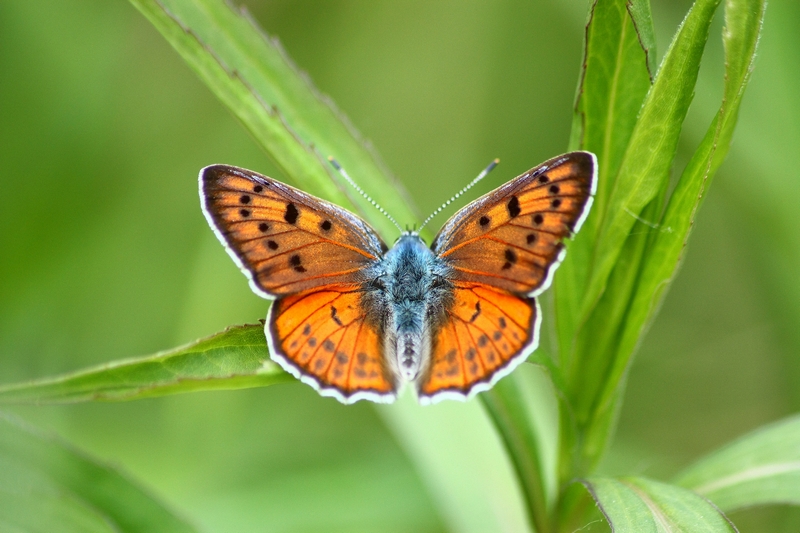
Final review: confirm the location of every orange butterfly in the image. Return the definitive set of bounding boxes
[200,152,596,404]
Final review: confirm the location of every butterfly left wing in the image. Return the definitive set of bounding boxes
[267,286,398,403]
[200,165,396,403]
[417,152,596,403]
[200,164,387,298]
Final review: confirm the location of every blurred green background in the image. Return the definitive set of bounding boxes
[1,0,798,531]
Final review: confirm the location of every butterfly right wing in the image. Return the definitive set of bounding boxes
[200,164,387,298]
[417,282,539,404]
[267,285,398,403]
[417,152,596,403]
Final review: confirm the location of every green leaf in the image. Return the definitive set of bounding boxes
[626,0,657,78]
[0,413,196,533]
[0,324,291,404]
[128,0,421,241]
[580,0,766,469]
[674,414,800,511]
[557,0,724,480]
[557,0,653,360]
[581,0,721,323]
[583,477,737,532]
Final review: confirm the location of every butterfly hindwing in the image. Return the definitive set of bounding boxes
[432,152,596,296]
[200,165,387,297]
[267,286,397,403]
[417,282,539,403]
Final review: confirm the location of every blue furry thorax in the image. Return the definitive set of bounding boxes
[362,233,453,335]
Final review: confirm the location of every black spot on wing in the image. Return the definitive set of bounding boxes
[331,306,343,326]
[469,301,481,323]
[289,254,306,273]
[284,203,299,224]
[502,249,517,270]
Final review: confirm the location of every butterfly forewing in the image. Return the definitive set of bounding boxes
[432,152,596,296]
[417,283,539,404]
[268,287,398,403]
[201,165,386,297]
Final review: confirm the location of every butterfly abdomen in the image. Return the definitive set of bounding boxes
[376,234,453,381]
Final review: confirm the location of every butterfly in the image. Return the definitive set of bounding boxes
[200,151,596,404]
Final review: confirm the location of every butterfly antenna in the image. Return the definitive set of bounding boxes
[418,158,499,231]
[328,157,404,234]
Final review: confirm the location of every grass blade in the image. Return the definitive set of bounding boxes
[377,395,533,533]
[0,413,197,532]
[480,365,560,532]
[129,0,420,241]
[0,324,291,404]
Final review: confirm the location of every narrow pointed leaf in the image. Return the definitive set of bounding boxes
[0,324,291,404]
[0,413,197,533]
[557,0,652,358]
[129,0,419,240]
[674,415,800,511]
[584,477,737,532]
[626,0,657,78]
[581,0,721,322]
[584,0,766,460]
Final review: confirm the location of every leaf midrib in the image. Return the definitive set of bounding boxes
[692,461,800,496]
